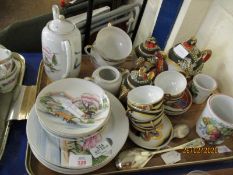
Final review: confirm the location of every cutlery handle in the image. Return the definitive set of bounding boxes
[151,138,204,156]
[150,145,183,156]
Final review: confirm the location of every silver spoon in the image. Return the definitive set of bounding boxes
[116,138,205,170]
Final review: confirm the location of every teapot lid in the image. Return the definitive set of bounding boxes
[0,47,11,64]
[48,5,75,34]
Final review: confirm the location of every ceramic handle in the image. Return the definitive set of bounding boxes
[84,45,93,56]
[201,50,212,62]
[62,40,72,78]
[52,5,60,20]
[84,76,94,82]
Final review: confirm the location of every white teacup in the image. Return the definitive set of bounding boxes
[196,94,233,144]
[191,74,217,104]
[85,66,122,95]
[84,45,124,67]
[95,25,132,61]
[127,85,164,109]
[154,71,187,97]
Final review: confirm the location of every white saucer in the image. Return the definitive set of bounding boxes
[35,78,110,138]
[27,91,129,174]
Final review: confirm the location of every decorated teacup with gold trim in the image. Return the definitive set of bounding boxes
[129,115,173,149]
[127,85,164,112]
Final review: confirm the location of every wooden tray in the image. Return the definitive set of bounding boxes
[25,56,233,175]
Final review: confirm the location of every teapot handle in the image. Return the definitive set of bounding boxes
[84,45,93,56]
[201,49,212,62]
[62,40,72,78]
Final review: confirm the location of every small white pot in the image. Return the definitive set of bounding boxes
[85,66,122,95]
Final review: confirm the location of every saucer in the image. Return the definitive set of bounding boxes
[164,88,192,116]
[35,78,110,138]
[26,92,129,174]
[129,115,173,149]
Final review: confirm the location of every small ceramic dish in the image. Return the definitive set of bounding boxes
[35,78,110,138]
[127,85,164,109]
[129,115,173,149]
[154,70,187,97]
[164,88,192,116]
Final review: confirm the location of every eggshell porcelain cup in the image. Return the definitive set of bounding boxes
[95,25,132,61]
[154,70,187,98]
[191,74,217,104]
[196,94,233,144]
[84,45,125,67]
[127,85,164,111]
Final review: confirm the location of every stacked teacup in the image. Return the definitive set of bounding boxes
[0,46,20,93]
[154,70,192,116]
[126,85,173,149]
[84,25,132,67]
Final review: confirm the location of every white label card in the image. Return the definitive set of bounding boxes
[161,151,181,165]
[173,44,189,59]
[217,145,232,153]
[57,97,84,117]
[89,140,112,158]
[69,153,92,168]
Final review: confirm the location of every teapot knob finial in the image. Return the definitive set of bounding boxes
[52,5,60,20]
[59,15,65,20]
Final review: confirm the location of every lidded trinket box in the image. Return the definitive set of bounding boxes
[135,36,161,59]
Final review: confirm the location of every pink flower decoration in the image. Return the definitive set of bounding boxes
[83,134,102,150]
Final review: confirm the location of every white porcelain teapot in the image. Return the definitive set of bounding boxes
[42,5,81,81]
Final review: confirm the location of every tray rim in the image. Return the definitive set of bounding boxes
[0,52,25,160]
[25,144,233,175]
[25,57,233,175]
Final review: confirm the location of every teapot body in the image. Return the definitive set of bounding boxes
[41,5,81,81]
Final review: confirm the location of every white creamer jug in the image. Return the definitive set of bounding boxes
[42,5,81,81]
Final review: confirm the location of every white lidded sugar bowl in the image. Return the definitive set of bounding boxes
[42,5,81,81]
